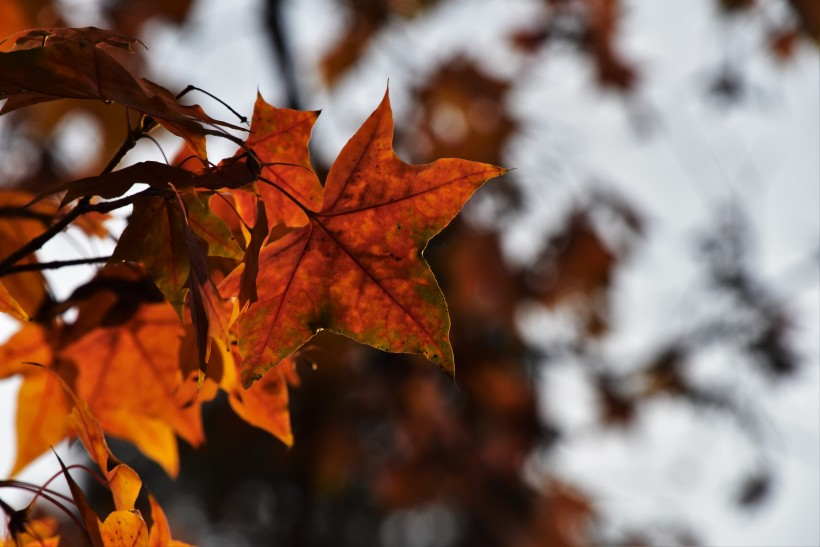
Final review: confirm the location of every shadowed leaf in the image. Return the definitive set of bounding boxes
[0,27,243,158]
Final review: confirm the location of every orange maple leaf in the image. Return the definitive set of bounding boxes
[221,90,507,386]
[60,302,204,476]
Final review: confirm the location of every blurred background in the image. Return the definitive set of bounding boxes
[0,0,818,545]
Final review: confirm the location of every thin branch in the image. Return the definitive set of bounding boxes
[0,196,91,275]
[0,191,152,277]
[1,256,111,274]
[0,87,243,276]
[177,84,249,124]
[0,482,86,533]
[0,208,52,223]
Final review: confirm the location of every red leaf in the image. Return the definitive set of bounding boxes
[221,90,507,386]
[246,94,322,228]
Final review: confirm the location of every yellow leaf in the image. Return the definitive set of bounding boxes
[99,510,149,547]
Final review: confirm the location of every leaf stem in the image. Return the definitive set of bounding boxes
[257,174,314,217]
[0,482,86,532]
[177,84,249,124]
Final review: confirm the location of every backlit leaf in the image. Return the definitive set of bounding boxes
[225,350,295,446]
[148,495,195,547]
[12,370,69,476]
[112,196,189,311]
[108,464,143,512]
[183,192,243,260]
[60,303,203,476]
[99,510,149,547]
[0,280,28,321]
[238,199,269,307]
[247,94,322,228]
[221,90,507,386]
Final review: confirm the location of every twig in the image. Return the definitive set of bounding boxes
[177,84,249,124]
[0,115,159,276]
[0,208,53,222]
[0,191,153,277]
[1,256,111,274]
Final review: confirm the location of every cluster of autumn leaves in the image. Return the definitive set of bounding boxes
[1,372,193,546]
[0,26,504,544]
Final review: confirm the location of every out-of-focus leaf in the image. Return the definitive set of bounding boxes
[61,303,203,476]
[788,0,820,41]
[227,352,295,446]
[105,0,195,36]
[12,370,69,476]
[0,280,28,320]
[0,323,51,379]
[319,0,439,86]
[0,27,243,158]
[0,515,61,546]
[0,191,49,315]
[410,59,515,167]
[0,1,32,51]
[528,211,617,336]
[148,494,195,547]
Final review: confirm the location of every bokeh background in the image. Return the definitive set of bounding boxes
[1,0,818,545]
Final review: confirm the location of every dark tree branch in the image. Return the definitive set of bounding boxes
[177,85,249,124]
[1,256,111,274]
[0,115,159,276]
[0,190,154,277]
[0,208,53,222]
[264,0,302,110]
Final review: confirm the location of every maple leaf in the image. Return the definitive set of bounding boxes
[58,374,194,546]
[112,195,190,310]
[110,191,234,370]
[53,451,107,547]
[237,199,269,307]
[0,27,242,158]
[60,302,204,476]
[221,90,507,386]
